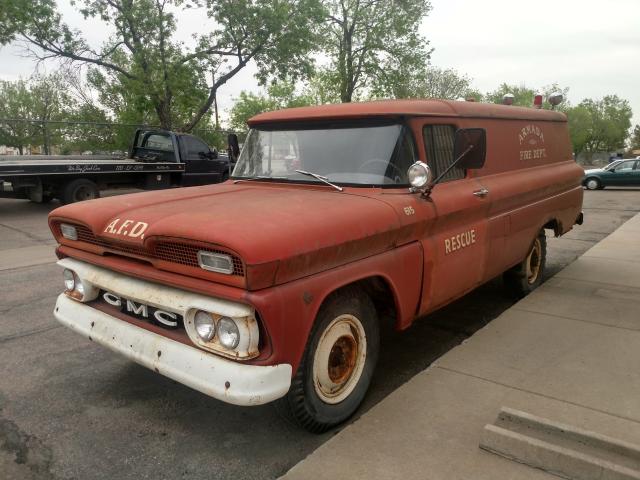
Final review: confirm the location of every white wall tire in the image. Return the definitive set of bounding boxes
[275,287,379,433]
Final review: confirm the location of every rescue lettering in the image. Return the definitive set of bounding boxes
[103,218,149,239]
[445,229,476,254]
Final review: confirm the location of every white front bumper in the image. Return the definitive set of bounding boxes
[54,294,292,406]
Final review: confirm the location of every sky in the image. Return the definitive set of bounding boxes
[1,0,639,126]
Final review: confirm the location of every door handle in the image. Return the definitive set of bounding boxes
[473,188,489,198]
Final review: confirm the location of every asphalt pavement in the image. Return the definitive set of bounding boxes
[1,188,640,480]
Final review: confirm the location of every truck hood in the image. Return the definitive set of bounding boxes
[50,183,405,288]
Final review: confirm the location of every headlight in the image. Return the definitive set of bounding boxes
[184,309,259,359]
[217,317,240,349]
[194,310,216,341]
[60,223,78,240]
[63,269,75,290]
[197,251,234,274]
[62,269,98,302]
[408,161,432,189]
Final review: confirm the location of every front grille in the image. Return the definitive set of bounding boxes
[61,223,244,276]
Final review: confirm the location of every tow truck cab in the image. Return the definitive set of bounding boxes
[49,100,584,432]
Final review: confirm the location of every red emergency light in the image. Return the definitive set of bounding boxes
[533,94,543,109]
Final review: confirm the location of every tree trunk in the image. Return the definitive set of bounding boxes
[42,121,50,155]
[214,94,219,129]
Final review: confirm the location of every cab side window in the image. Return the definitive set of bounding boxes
[423,125,464,182]
[184,136,210,160]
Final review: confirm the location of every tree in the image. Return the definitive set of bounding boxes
[229,81,315,131]
[486,83,570,110]
[379,66,481,100]
[0,79,35,154]
[0,0,324,131]
[0,73,73,154]
[629,125,640,152]
[566,95,632,156]
[319,0,433,103]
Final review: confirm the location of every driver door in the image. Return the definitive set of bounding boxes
[608,160,636,186]
[418,123,491,313]
[181,136,225,185]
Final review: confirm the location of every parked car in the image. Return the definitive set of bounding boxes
[583,158,640,190]
[48,100,584,432]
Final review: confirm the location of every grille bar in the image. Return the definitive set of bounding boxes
[64,224,244,276]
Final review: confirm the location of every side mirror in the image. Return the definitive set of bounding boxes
[453,128,486,170]
[228,133,240,160]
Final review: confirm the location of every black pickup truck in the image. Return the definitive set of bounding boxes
[0,129,236,204]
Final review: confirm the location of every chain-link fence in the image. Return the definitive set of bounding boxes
[0,118,244,156]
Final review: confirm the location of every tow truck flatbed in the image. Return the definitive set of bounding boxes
[0,129,232,203]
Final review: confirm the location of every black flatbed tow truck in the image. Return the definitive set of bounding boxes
[0,129,234,204]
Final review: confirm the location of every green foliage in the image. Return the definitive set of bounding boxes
[485,83,570,111]
[566,95,633,155]
[382,67,481,101]
[320,0,433,102]
[229,81,316,131]
[0,0,324,131]
[0,73,74,154]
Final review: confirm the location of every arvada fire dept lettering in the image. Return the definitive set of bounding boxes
[519,124,547,161]
[445,229,476,254]
[103,218,148,239]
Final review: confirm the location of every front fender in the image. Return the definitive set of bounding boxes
[247,242,424,375]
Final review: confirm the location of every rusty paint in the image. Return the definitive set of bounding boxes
[48,99,583,381]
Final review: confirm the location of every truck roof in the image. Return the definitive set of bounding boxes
[248,99,568,126]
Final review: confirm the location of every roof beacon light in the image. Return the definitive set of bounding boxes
[502,94,515,106]
[548,92,564,109]
[533,94,543,109]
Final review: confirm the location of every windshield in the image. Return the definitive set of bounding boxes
[232,123,416,186]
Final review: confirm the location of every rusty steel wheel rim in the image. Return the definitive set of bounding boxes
[313,314,367,404]
[526,238,542,285]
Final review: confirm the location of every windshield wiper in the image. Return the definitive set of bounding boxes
[295,170,343,192]
[233,175,286,184]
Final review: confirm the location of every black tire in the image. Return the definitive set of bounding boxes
[61,179,99,204]
[276,287,380,433]
[584,177,602,190]
[221,170,229,182]
[503,230,547,298]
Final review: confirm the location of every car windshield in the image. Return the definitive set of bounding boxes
[232,123,416,186]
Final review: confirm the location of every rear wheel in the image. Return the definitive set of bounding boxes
[276,288,379,433]
[584,178,602,190]
[61,179,99,204]
[504,230,546,298]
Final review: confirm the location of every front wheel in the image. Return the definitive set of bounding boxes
[584,178,602,190]
[503,230,547,298]
[276,288,379,433]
